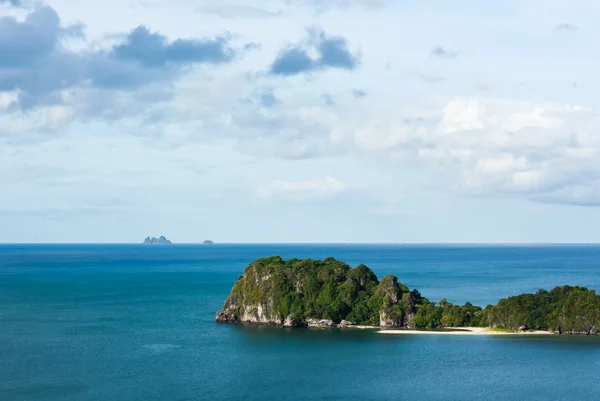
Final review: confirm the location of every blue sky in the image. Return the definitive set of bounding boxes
[2,0,600,243]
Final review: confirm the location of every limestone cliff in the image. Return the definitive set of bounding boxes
[216,257,600,334]
[215,256,417,328]
[215,267,281,324]
[376,275,410,327]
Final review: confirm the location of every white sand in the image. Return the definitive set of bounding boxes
[378,327,553,336]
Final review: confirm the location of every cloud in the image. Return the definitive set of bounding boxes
[554,23,579,32]
[316,33,360,69]
[270,29,359,76]
[84,26,237,92]
[240,87,280,108]
[321,94,335,106]
[110,26,234,67]
[0,4,241,110]
[270,47,315,76]
[1,101,75,136]
[289,0,387,14]
[346,97,600,206]
[255,88,280,108]
[0,91,18,110]
[352,89,367,98]
[228,107,339,158]
[197,0,385,18]
[0,6,81,107]
[430,46,458,59]
[257,176,348,200]
[244,42,261,52]
[0,0,22,6]
[197,4,283,18]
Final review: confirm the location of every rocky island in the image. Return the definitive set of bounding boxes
[143,236,172,244]
[202,240,215,245]
[216,256,600,335]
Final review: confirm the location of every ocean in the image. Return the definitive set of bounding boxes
[1,244,600,400]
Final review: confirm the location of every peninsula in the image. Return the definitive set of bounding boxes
[215,256,600,335]
[143,236,172,244]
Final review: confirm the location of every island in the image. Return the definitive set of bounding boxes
[215,256,600,335]
[202,240,215,245]
[143,236,172,245]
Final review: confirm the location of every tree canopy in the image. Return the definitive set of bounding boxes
[218,256,600,334]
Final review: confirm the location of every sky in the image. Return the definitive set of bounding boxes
[2,0,600,243]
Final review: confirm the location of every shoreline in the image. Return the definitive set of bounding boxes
[377,327,553,336]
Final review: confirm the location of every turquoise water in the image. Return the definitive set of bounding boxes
[1,244,600,400]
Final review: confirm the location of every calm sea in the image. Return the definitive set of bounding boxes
[1,244,600,400]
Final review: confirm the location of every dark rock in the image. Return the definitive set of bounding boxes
[215,310,238,323]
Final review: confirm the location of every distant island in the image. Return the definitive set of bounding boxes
[143,236,172,245]
[216,256,600,335]
[202,240,215,245]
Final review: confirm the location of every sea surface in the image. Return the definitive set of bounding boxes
[1,244,600,400]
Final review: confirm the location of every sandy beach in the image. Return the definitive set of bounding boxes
[378,327,553,336]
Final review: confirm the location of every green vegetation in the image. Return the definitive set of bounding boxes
[488,286,600,333]
[411,298,488,328]
[223,256,412,326]
[217,256,600,335]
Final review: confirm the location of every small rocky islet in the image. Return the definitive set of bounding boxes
[143,236,172,244]
[216,256,600,334]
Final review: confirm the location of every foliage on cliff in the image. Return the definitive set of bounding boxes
[217,256,600,334]
[220,256,415,326]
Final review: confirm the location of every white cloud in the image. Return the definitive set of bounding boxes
[0,91,18,110]
[257,176,348,200]
[0,104,75,136]
[196,3,283,18]
[291,0,388,11]
[345,96,600,205]
[44,105,75,131]
[5,0,600,243]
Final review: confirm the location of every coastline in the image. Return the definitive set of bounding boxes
[377,327,553,336]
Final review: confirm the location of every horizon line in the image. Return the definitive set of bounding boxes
[2,242,600,246]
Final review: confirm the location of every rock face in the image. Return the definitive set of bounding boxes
[376,276,406,327]
[214,256,417,329]
[143,236,172,245]
[216,257,600,334]
[283,314,304,327]
[215,310,237,323]
[401,292,416,328]
[307,319,336,328]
